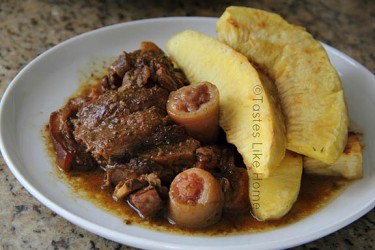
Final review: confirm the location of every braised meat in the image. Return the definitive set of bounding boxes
[102,41,188,91]
[128,186,164,219]
[50,41,189,171]
[49,42,249,223]
[105,143,249,216]
[140,137,200,171]
[73,97,169,164]
[73,41,193,166]
[104,136,201,187]
[195,145,250,213]
[49,96,98,172]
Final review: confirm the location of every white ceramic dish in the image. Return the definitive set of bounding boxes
[0,17,374,250]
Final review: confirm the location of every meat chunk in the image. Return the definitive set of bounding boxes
[142,138,200,169]
[111,172,162,201]
[64,42,191,169]
[113,178,146,201]
[103,136,200,216]
[74,104,168,164]
[49,97,98,172]
[103,167,140,187]
[141,124,190,149]
[194,145,250,213]
[128,186,164,218]
[75,86,169,123]
[195,146,221,171]
[102,41,189,91]
[222,167,250,213]
[73,83,182,165]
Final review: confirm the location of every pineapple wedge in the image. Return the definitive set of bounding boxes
[166,30,286,177]
[217,6,349,164]
[250,150,303,221]
[304,133,363,179]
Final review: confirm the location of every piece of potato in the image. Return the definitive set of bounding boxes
[249,150,303,221]
[304,134,363,179]
[166,30,286,177]
[217,6,349,164]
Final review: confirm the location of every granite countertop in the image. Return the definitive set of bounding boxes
[0,0,374,249]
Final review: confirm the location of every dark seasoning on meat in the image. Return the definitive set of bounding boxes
[47,41,350,234]
[48,41,251,227]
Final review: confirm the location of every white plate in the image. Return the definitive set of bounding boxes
[0,17,374,250]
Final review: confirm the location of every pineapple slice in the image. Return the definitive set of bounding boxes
[250,150,303,221]
[304,133,363,179]
[217,6,349,164]
[166,30,286,177]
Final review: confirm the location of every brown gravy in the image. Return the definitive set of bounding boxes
[55,165,350,236]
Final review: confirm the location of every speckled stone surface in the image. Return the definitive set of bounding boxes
[0,0,374,249]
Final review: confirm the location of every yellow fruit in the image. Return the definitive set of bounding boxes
[249,150,303,221]
[166,30,286,177]
[304,133,363,179]
[217,6,349,164]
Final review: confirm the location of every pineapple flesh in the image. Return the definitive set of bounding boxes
[304,133,363,179]
[166,30,286,177]
[250,150,303,221]
[217,6,349,164]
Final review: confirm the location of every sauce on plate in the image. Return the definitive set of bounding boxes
[44,133,351,236]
